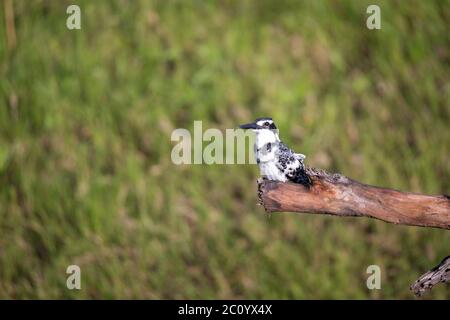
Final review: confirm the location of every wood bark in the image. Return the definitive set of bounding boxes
[410,256,450,297]
[258,168,450,230]
[256,167,450,296]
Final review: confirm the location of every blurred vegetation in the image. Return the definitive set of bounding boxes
[0,0,449,299]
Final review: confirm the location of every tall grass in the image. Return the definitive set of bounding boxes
[0,0,448,298]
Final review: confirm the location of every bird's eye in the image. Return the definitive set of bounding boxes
[264,122,269,126]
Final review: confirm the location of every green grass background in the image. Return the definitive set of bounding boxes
[0,0,449,299]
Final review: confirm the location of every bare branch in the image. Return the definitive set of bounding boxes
[258,167,450,230]
[410,256,450,297]
[256,167,450,296]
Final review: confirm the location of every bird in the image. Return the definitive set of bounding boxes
[239,117,312,187]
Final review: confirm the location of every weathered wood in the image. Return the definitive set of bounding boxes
[256,167,450,297]
[410,256,450,297]
[258,167,450,230]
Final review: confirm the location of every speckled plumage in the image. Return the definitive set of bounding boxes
[275,142,311,186]
[241,118,311,187]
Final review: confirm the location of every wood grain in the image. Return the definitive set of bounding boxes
[258,168,450,230]
[410,256,450,297]
[256,167,450,296]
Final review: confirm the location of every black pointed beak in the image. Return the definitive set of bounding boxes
[239,122,260,129]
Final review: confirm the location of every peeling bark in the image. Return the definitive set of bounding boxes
[256,167,450,296]
[258,168,450,230]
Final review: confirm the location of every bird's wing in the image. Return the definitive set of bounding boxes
[279,142,306,160]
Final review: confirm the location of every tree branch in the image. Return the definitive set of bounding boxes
[258,167,450,230]
[257,167,450,296]
[410,256,450,297]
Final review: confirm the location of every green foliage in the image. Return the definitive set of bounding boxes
[0,0,448,298]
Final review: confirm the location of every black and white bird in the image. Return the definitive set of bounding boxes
[240,117,311,187]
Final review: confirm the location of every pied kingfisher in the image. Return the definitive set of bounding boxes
[240,117,311,187]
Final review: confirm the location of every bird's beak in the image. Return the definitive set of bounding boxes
[239,122,260,130]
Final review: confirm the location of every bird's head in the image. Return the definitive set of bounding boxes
[239,117,279,140]
[239,117,277,130]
